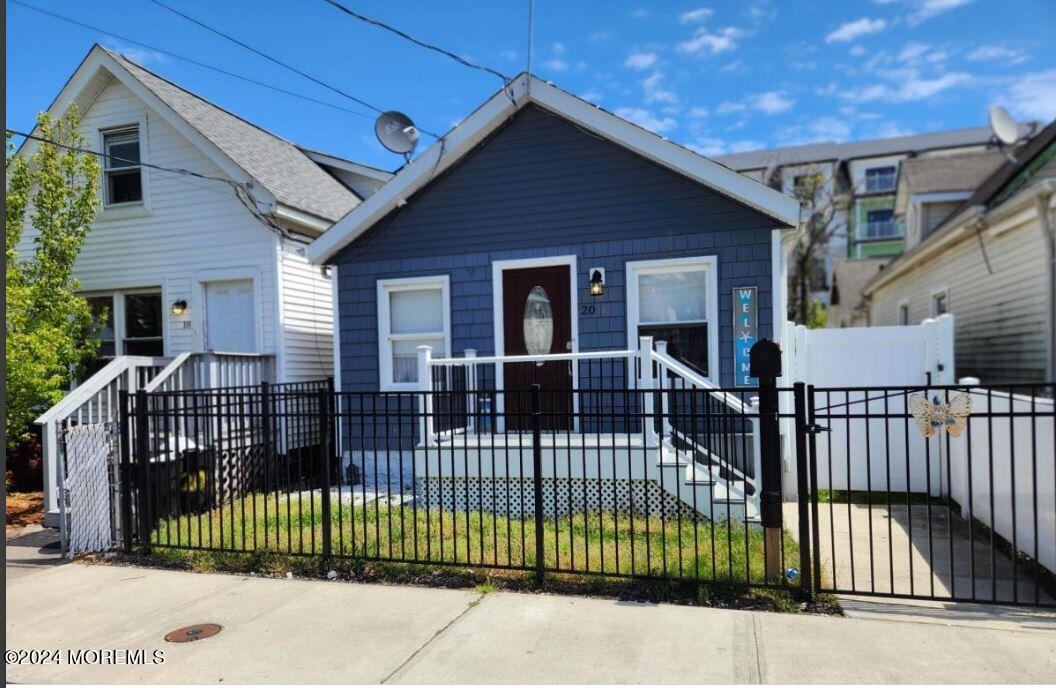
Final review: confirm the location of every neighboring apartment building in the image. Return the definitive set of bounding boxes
[861,118,1056,384]
[715,123,1037,308]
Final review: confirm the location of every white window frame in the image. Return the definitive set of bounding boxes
[97,115,150,217]
[930,287,949,317]
[626,255,720,385]
[897,298,910,326]
[377,275,451,391]
[864,165,897,193]
[81,287,167,358]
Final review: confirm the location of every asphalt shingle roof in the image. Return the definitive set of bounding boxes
[106,48,358,222]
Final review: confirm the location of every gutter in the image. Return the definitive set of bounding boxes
[1036,180,1056,381]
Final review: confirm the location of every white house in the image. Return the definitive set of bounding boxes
[21,45,392,523]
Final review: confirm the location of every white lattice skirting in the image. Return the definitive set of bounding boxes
[419,477,698,519]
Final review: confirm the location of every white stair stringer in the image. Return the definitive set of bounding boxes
[647,441,760,523]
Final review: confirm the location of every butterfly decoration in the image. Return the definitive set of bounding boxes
[909,393,971,438]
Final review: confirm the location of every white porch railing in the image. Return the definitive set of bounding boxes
[35,351,276,531]
[418,337,757,482]
[35,356,168,528]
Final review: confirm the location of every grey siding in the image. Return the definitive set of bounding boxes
[333,104,780,389]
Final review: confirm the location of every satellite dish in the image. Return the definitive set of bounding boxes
[988,105,1020,146]
[375,111,419,156]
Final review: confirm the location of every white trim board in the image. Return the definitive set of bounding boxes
[625,255,720,385]
[307,74,798,264]
[377,275,452,392]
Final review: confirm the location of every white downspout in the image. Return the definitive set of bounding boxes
[1036,180,1056,382]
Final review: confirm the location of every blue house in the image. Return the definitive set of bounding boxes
[308,74,798,519]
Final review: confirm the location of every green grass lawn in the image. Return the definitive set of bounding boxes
[151,492,800,585]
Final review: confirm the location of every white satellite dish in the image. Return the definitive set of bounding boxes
[375,111,420,157]
[988,105,1020,146]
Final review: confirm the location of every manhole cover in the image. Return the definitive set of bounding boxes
[164,623,223,643]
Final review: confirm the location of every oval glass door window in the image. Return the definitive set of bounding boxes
[523,286,554,357]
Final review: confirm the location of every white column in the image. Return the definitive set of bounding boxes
[417,345,434,447]
[464,348,477,434]
[655,340,672,438]
[638,336,657,447]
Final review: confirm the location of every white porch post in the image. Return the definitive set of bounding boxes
[417,345,435,447]
[655,340,672,438]
[638,336,657,447]
[41,420,60,525]
[464,349,477,434]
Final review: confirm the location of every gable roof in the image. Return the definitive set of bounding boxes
[21,45,360,224]
[893,150,1005,214]
[103,48,358,222]
[307,73,799,264]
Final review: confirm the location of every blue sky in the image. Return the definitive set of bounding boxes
[7,0,1056,169]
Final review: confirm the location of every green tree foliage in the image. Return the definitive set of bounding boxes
[806,298,828,330]
[6,106,102,450]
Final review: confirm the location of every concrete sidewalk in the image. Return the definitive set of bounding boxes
[6,557,1056,684]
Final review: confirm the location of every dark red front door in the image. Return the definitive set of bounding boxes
[501,265,573,430]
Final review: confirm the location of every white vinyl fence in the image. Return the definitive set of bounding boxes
[779,314,955,494]
[949,389,1056,574]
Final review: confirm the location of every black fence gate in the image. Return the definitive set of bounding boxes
[796,382,1055,607]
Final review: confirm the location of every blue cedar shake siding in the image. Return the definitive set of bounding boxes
[330,104,779,391]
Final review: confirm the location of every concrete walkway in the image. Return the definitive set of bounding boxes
[7,547,1056,684]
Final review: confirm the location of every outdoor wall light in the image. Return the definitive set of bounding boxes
[588,268,605,296]
[170,299,188,316]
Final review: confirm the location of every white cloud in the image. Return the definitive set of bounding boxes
[677,27,743,55]
[998,69,1056,121]
[826,17,886,44]
[498,49,518,61]
[688,106,710,118]
[840,71,971,102]
[625,52,659,70]
[849,45,867,57]
[630,8,651,18]
[615,107,678,133]
[749,91,795,114]
[643,72,679,104]
[729,139,765,153]
[543,59,569,72]
[679,7,714,23]
[688,137,728,156]
[777,117,853,145]
[864,121,916,138]
[720,60,745,73]
[715,101,747,115]
[552,42,567,55]
[579,90,603,103]
[968,45,1029,64]
[907,0,971,25]
[104,41,166,66]
[589,31,615,44]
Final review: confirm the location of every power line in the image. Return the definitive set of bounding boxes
[7,129,290,235]
[8,0,374,121]
[320,0,511,84]
[148,0,441,139]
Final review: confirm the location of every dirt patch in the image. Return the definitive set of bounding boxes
[7,491,44,538]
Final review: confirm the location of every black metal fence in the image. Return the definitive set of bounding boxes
[801,382,1056,607]
[119,381,795,589]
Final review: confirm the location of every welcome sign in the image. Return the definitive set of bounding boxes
[733,286,758,387]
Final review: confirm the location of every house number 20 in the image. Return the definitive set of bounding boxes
[579,304,597,316]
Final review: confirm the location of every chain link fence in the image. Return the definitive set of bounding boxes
[61,421,120,555]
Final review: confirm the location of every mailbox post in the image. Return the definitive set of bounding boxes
[749,338,783,582]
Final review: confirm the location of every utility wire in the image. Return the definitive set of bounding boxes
[148,0,441,138]
[320,0,511,84]
[8,129,290,235]
[9,0,374,121]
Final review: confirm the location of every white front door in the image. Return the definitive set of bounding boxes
[204,279,256,352]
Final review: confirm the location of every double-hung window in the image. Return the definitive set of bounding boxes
[627,257,718,381]
[103,127,143,205]
[931,290,948,317]
[377,276,451,390]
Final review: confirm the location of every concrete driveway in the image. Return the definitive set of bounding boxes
[6,547,1056,683]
